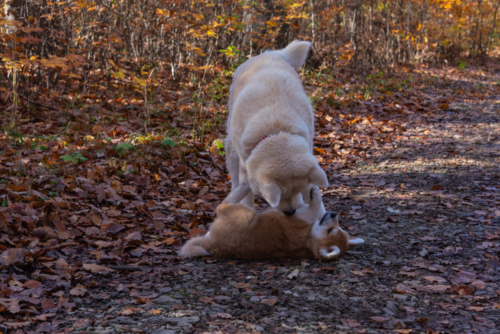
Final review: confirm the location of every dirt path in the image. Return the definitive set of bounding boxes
[50,81,498,334]
[1,68,500,334]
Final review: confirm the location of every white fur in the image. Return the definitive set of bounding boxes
[265,41,312,70]
[320,246,341,259]
[348,238,365,246]
[312,221,336,239]
[178,244,210,258]
[226,40,328,210]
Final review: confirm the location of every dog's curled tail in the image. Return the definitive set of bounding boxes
[267,40,311,71]
[178,235,211,258]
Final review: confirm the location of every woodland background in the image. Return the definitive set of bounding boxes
[1,0,500,134]
[1,0,500,333]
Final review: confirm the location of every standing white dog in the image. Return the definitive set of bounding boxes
[226,40,328,214]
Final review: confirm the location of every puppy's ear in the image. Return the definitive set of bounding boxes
[319,246,341,259]
[261,182,281,208]
[348,238,365,250]
[309,165,328,188]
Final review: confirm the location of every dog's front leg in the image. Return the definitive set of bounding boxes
[222,183,252,205]
[225,137,240,189]
[238,163,254,208]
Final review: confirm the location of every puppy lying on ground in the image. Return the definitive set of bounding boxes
[226,40,328,214]
[179,185,364,260]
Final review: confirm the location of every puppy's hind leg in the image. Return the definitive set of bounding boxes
[307,186,325,213]
[179,236,213,258]
[300,184,314,205]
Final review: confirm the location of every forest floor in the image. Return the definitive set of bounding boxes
[1,63,500,334]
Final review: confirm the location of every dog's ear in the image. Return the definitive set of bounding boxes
[319,246,341,259]
[348,238,365,250]
[309,165,328,188]
[261,182,281,207]
[282,41,311,70]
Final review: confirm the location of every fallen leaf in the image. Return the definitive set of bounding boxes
[467,306,484,312]
[211,312,232,319]
[426,285,450,292]
[1,248,25,266]
[32,313,56,321]
[5,322,30,329]
[370,316,392,322]
[69,284,87,296]
[101,222,124,234]
[288,269,299,279]
[261,298,277,305]
[450,284,474,296]
[340,318,361,327]
[96,184,106,203]
[394,284,416,295]
[118,307,138,316]
[125,231,142,242]
[42,299,56,310]
[23,280,42,289]
[422,276,447,283]
[471,280,486,290]
[82,263,116,273]
[199,296,214,304]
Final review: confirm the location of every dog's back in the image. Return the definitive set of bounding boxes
[228,41,311,117]
[228,43,314,159]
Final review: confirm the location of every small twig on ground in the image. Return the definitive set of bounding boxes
[108,265,143,272]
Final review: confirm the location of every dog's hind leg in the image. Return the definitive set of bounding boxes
[179,236,213,258]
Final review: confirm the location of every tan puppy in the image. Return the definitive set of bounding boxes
[226,40,328,214]
[179,185,364,260]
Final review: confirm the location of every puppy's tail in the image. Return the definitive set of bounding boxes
[178,236,212,258]
[266,40,311,70]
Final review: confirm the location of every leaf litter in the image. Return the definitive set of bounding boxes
[0,64,500,333]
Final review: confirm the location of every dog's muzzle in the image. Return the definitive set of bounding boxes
[284,209,296,216]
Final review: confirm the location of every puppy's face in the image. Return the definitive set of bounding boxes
[311,212,364,260]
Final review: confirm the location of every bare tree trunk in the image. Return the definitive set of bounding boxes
[407,0,412,62]
[311,0,315,44]
[3,0,24,34]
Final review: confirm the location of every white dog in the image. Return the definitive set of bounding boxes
[225,40,328,214]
